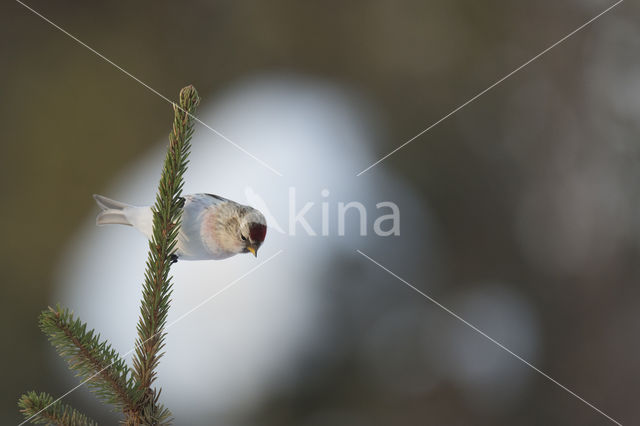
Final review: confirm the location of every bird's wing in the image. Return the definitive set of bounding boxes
[184,193,232,208]
[203,193,232,204]
[176,193,231,259]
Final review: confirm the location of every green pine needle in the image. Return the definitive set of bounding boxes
[39,305,141,412]
[18,85,200,425]
[18,391,97,426]
[130,85,200,422]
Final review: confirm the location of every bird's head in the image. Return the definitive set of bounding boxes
[239,209,267,257]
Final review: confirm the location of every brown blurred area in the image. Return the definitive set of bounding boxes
[2,0,640,424]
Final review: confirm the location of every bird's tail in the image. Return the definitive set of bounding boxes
[93,194,133,226]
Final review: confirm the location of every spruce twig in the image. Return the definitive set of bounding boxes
[19,391,97,426]
[18,85,200,425]
[130,85,200,424]
[39,305,141,413]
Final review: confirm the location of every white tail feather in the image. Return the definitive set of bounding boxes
[93,194,131,210]
[94,194,133,226]
[96,211,132,226]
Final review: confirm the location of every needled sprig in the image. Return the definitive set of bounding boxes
[40,305,141,413]
[18,391,97,426]
[18,85,199,425]
[130,85,200,424]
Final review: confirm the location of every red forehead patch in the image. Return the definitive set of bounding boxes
[249,223,267,242]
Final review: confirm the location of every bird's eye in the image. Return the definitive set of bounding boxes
[240,235,247,241]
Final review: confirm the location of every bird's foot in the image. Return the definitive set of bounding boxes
[169,254,179,264]
[177,197,186,208]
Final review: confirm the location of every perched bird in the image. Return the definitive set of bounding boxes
[93,193,267,260]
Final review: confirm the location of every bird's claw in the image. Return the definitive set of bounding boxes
[169,254,179,264]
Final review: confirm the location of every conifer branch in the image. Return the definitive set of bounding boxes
[18,85,200,425]
[130,85,200,424]
[19,391,97,426]
[38,306,141,414]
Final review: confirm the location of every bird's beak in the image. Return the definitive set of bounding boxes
[247,246,257,257]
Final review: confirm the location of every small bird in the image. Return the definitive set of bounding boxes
[93,193,267,261]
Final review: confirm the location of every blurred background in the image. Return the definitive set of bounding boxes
[2,0,639,425]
